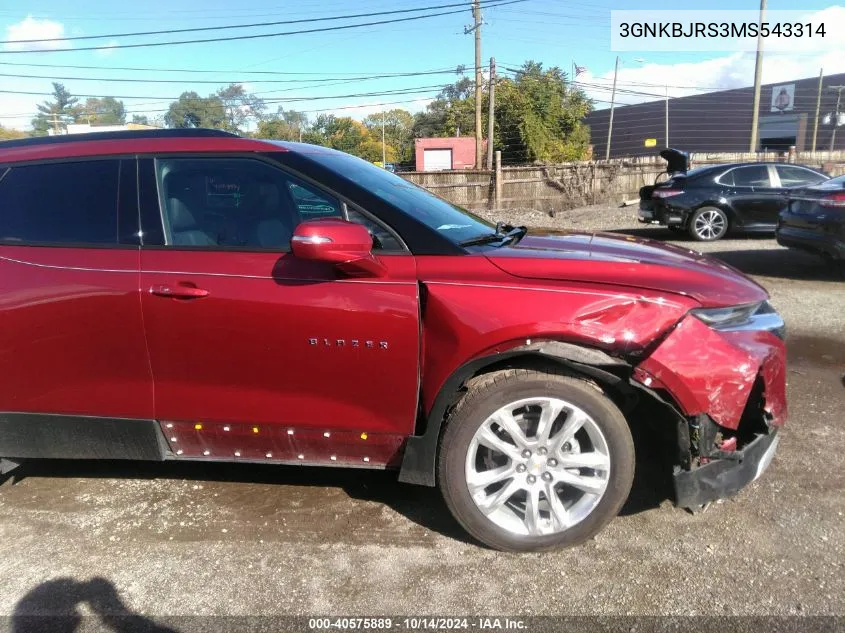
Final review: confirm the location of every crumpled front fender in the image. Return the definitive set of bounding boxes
[635,315,787,430]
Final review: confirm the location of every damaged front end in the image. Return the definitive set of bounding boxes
[634,302,786,508]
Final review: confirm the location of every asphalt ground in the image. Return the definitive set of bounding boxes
[0,209,843,628]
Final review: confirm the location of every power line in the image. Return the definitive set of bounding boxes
[0,83,450,103]
[0,60,466,76]
[0,68,467,85]
[0,0,527,55]
[2,0,517,44]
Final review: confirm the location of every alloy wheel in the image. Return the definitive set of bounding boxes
[693,209,727,240]
[464,397,610,537]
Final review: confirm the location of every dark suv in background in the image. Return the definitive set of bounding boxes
[639,149,828,241]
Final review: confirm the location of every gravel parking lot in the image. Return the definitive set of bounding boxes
[1,206,843,626]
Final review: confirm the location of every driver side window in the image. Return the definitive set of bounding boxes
[155,157,342,250]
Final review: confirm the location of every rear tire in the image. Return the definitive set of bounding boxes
[437,368,635,552]
[688,206,729,241]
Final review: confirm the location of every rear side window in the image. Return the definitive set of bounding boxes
[0,160,120,245]
[776,165,826,187]
[731,165,771,187]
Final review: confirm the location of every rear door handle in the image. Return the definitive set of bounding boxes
[149,283,209,299]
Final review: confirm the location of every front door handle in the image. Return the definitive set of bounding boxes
[149,283,209,299]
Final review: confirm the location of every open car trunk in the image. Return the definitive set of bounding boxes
[660,148,689,174]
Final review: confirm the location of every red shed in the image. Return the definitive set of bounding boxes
[414,137,486,171]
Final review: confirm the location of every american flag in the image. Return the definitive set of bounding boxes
[574,64,588,77]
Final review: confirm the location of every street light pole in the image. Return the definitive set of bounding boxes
[830,86,844,152]
[382,109,386,167]
[749,0,767,152]
[605,55,620,160]
[487,57,496,170]
[812,68,824,152]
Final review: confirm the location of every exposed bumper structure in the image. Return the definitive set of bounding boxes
[674,430,780,508]
[634,307,787,507]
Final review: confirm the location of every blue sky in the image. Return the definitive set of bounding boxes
[1,0,842,130]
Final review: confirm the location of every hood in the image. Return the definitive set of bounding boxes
[486,232,768,307]
[660,148,689,173]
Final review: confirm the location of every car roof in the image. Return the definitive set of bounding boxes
[0,128,287,164]
[682,162,827,177]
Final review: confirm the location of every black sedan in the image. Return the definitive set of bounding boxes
[776,175,845,264]
[639,149,829,241]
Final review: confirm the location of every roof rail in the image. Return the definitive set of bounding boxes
[0,128,239,149]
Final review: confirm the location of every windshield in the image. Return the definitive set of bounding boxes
[301,148,494,244]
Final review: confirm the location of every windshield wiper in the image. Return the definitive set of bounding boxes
[459,223,528,247]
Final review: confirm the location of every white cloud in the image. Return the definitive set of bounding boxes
[94,39,119,57]
[4,16,67,51]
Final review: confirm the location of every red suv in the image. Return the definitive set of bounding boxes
[0,130,786,551]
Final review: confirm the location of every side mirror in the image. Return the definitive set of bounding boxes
[291,218,386,277]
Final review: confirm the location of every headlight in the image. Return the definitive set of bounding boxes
[691,302,762,329]
[691,301,785,338]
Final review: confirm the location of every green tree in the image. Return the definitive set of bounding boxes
[363,109,414,162]
[83,97,126,125]
[31,83,82,135]
[216,83,266,134]
[413,76,476,138]
[131,114,150,125]
[494,61,592,163]
[165,92,226,129]
[254,108,308,141]
[307,115,369,154]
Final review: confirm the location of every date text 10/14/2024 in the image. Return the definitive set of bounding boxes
[308,618,527,630]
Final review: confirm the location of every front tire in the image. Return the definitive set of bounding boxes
[437,369,635,552]
[689,206,729,241]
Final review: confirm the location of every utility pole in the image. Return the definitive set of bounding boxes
[749,0,767,152]
[467,0,483,169]
[812,68,824,152]
[49,112,62,135]
[487,57,496,170]
[605,55,620,160]
[665,84,669,148]
[381,110,387,167]
[830,86,845,152]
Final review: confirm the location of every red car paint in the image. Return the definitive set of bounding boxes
[488,233,768,307]
[0,132,786,472]
[637,316,787,429]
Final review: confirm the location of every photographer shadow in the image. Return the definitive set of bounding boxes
[12,577,178,633]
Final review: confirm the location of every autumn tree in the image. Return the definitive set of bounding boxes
[255,108,308,141]
[362,109,414,162]
[0,125,27,140]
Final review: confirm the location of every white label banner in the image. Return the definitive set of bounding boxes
[611,10,842,52]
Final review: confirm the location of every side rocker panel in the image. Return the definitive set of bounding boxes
[0,413,166,461]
